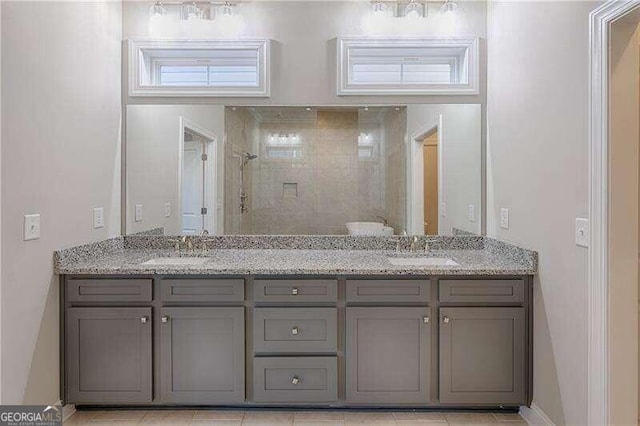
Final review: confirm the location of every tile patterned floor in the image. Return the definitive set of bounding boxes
[64,409,527,426]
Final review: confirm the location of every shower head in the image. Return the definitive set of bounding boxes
[245,153,258,161]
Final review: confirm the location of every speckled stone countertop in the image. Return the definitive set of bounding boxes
[54,235,537,276]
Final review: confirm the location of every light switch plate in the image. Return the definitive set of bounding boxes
[93,207,104,229]
[441,202,447,217]
[164,203,171,218]
[500,208,509,229]
[575,218,589,247]
[468,204,476,222]
[24,214,40,241]
[135,204,143,222]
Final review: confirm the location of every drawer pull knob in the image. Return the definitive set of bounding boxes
[291,376,300,385]
[291,326,299,335]
[140,316,149,324]
[291,287,299,295]
[161,316,170,323]
[422,316,430,324]
[443,316,450,324]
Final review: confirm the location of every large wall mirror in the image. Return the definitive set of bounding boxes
[125,104,482,236]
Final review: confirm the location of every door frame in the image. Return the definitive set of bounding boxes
[588,1,640,424]
[406,115,444,235]
[178,117,218,235]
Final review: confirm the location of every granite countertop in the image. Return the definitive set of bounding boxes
[54,236,537,276]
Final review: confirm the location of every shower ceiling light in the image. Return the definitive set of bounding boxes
[403,0,425,18]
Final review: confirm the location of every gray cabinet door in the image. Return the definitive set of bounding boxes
[346,307,431,404]
[66,307,152,404]
[439,307,526,405]
[160,307,245,404]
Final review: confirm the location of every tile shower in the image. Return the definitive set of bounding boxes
[224,107,407,235]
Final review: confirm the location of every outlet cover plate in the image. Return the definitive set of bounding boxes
[93,207,104,229]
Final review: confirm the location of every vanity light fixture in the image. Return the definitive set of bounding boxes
[219,1,235,17]
[149,0,167,18]
[371,1,389,14]
[441,0,458,14]
[181,1,203,21]
[403,0,425,18]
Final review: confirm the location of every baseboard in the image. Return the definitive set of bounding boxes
[520,403,555,426]
[60,401,76,422]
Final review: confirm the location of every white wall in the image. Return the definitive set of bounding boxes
[122,0,487,106]
[486,2,597,424]
[407,104,482,235]
[126,105,225,235]
[1,1,122,404]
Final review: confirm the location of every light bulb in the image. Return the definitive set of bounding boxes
[220,2,234,17]
[441,0,458,14]
[371,1,388,14]
[182,2,202,21]
[149,0,166,18]
[405,1,424,18]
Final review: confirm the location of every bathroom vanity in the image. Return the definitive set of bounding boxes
[56,236,536,409]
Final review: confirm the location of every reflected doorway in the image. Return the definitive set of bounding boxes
[423,131,439,235]
[179,118,217,235]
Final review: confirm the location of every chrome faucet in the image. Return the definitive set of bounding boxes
[376,215,389,226]
[410,236,419,253]
[167,236,195,255]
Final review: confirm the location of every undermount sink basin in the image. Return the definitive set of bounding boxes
[140,257,209,266]
[387,257,459,267]
[346,222,394,236]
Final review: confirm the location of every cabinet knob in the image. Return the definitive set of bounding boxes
[443,316,450,324]
[291,376,300,385]
[140,316,148,324]
[422,316,430,324]
[161,316,170,323]
[291,326,299,335]
[291,287,299,295]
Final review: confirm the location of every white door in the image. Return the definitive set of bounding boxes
[182,140,204,235]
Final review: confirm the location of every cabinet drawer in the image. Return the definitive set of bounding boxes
[253,280,337,303]
[346,279,431,303]
[254,308,337,353]
[439,280,524,304]
[161,279,244,302]
[253,357,337,403]
[67,279,152,303]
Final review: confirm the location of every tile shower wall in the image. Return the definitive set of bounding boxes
[384,109,408,233]
[224,107,258,234]
[225,108,407,235]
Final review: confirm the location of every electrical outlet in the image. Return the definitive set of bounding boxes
[468,204,476,222]
[441,202,447,217]
[93,207,104,229]
[24,214,40,241]
[500,208,509,229]
[575,218,589,247]
[164,203,171,218]
[135,204,143,222]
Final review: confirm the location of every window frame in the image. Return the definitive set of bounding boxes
[337,37,479,96]
[128,39,271,97]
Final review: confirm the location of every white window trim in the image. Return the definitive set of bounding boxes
[337,37,479,96]
[128,39,271,97]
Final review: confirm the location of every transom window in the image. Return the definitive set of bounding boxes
[338,38,479,96]
[129,40,270,97]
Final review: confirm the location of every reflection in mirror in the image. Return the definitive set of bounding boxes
[125,104,481,236]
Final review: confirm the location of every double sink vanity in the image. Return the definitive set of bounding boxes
[55,235,536,410]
